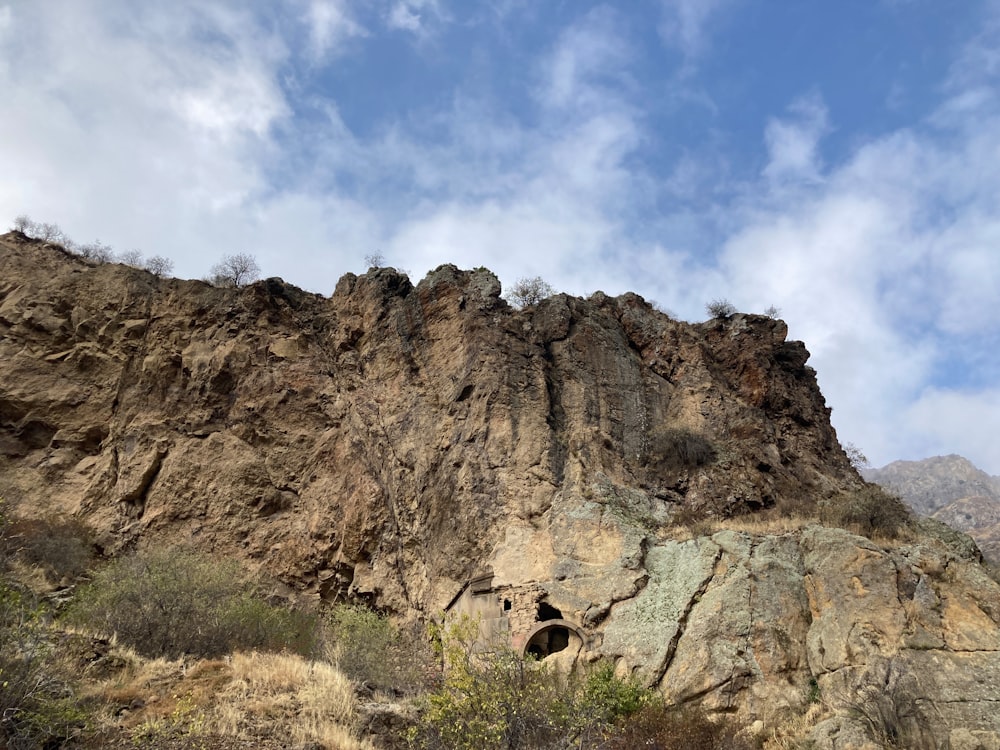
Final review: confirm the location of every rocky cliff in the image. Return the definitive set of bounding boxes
[2,232,1000,748]
[0,230,857,610]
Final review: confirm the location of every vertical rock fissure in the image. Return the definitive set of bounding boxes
[120,449,167,520]
[109,285,156,415]
[726,536,758,709]
[362,400,414,608]
[541,342,567,486]
[651,543,725,688]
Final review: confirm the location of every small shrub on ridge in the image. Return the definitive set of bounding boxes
[706,298,737,318]
[820,484,911,539]
[647,426,717,473]
[505,276,555,308]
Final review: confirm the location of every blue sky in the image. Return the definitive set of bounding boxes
[1,0,999,474]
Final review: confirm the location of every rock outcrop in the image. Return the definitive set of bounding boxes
[0,231,857,610]
[3,232,1000,747]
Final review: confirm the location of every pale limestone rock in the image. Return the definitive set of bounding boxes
[600,537,720,685]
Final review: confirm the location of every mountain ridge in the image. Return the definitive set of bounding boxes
[866,454,1000,563]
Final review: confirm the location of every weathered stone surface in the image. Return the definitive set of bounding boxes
[0,233,859,612]
[4,234,1000,744]
[600,537,720,686]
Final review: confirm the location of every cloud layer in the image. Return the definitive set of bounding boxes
[0,0,997,473]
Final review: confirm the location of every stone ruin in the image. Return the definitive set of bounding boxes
[444,572,588,660]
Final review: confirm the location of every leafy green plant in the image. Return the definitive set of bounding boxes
[411,617,657,750]
[327,603,434,694]
[807,677,821,704]
[0,538,85,748]
[65,546,316,659]
[413,617,563,750]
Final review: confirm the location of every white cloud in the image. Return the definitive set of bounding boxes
[904,388,1000,476]
[366,10,646,293]
[303,0,366,61]
[385,0,444,36]
[0,1,293,277]
[538,6,632,113]
[688,82,1000,473]
[658,0,736,64]
[762,94,830,184]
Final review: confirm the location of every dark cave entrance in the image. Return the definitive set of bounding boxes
[537,601,562,621]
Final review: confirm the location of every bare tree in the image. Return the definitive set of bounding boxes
[143,255,174,278]
[209,253,261,287]
[10,215,69,247]
[843,442,870,471]
[117,249,143,267]
[77,240,114,263]
[364,252,385,269]
[505,276,555,308]
[36,222,67,244]
[705,298,737,318]
[11,215,36,234]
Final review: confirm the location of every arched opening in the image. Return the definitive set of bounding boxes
[522,619,585,659]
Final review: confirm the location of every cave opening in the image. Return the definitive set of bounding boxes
[537,601,562,621]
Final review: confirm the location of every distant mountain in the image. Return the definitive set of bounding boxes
[865,455,1000,562]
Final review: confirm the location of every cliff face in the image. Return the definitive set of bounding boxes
[3,233,1000,747]
[0,231,856,610]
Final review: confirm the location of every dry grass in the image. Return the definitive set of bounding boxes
[214,651,370,749]
[761,703,828,749]
[669,500,917,550]
[81,643,372,749]
[666,511,815,541]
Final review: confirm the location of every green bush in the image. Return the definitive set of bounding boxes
[0,502,88,747]
[578,661,652,723]
[327,603,435,694]
[820,484,911,539]
[412,621,565,750]
[65,546,316,659]
[0,579,87,748]
[410,617,657,750]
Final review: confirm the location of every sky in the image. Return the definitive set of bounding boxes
[1,0,998,475]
